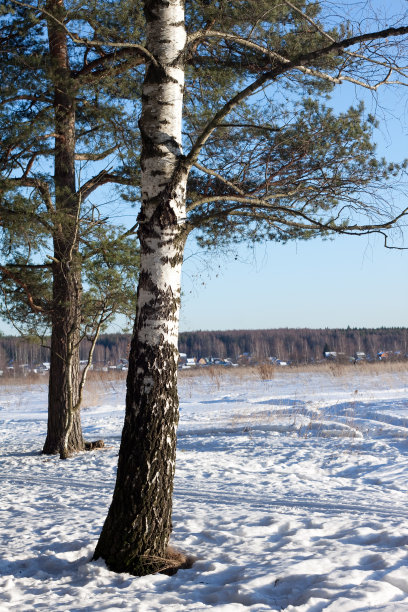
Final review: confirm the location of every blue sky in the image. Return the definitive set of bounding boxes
[180,231,407,331]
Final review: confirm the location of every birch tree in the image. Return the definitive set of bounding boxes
[91,0,408,575]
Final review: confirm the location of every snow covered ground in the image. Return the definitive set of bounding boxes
[1,365,408,611]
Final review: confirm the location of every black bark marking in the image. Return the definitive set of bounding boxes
[93,337,180,575]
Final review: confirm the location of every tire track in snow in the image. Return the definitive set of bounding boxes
[174,485,408,520]
[1,473,407,521]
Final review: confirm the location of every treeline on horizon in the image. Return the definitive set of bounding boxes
[178,328,408,362]
[1,328,408,368]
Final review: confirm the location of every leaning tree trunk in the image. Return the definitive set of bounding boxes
[42,0,84,457]
[93,0,188,575]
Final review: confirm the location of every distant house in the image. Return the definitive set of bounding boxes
[224,359,238,367]
[179,357,196,369]
[116,358,129,371]
[32,364,48,375]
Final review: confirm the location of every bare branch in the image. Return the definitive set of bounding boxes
[218,122,281,132]
[75,145,118,162]
[282,0,336,44]
[282,1,408,75]
[188,190,312,212]
[193,162,247,196]
[120,222,139,238]
[188,192,408,237]
[74,306,108,413]
[187,29,285,63]
[78,169,135,201]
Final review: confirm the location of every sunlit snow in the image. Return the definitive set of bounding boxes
[1,365,408,611]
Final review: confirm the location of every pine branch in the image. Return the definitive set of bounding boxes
[2,177,55,214]
[9,0,158,67]
[0,95,51,107]
[78,169,135,201]
[73,49,146,83]
[6,263,52,268]
[184,23,408,170]
[75,145,118,161]
[0,266,47,314]
[188,192,408,236]
[193,162,247,196]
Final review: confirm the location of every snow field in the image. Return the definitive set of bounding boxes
[0,366,408,610]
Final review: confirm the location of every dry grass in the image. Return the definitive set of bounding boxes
[291,359,408,377]
[86,369,127,382]
[2,359,407,391]
[139,546,195,576]
[256,361,275,381]
[0,368,128,387]
[81,370,127,409]
[178,359,408,381]
[0,372,50,386]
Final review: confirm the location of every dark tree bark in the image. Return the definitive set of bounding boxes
[42,260,83,456]
[42,0,84,456]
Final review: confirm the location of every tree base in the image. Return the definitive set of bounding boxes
[159,547,195,576]
[85,439,105,451]
[94,546,195,577]
[42,439,104,458]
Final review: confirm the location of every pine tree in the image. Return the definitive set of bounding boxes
[91,0,408,575]
[0,0,141,457]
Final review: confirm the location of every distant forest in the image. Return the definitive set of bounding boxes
[178,328,408,362]
[1,328,408,368]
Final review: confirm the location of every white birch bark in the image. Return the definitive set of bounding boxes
[138,0,187,351]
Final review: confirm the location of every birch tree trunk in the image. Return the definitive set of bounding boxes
[42,0,84,457]
[93,0,188,575]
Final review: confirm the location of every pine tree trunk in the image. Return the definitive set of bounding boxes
[42,0,84,457]
[43,262,83,456]
[93,0,187,574]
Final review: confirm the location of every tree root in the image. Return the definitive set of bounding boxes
[84,439,105,451]
[158,546,195,576]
